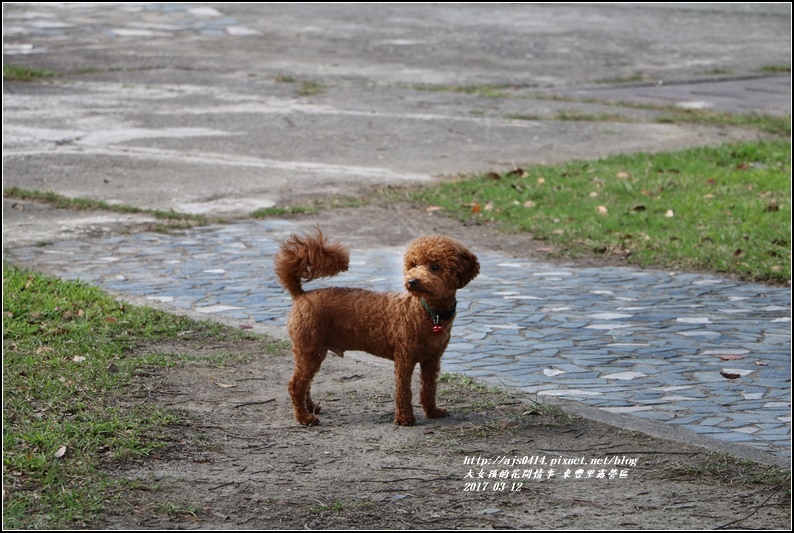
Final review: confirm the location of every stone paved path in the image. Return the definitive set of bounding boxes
[5,219,790,460]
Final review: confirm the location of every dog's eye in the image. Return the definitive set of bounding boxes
[431,264,440,272]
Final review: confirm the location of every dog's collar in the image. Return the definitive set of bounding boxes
[421,298,457,334]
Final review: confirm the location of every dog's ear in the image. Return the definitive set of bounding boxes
[455,249,480,289]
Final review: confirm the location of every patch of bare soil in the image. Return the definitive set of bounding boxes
[99,337,789,530]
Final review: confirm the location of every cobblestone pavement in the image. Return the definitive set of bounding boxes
[5,219,790,461]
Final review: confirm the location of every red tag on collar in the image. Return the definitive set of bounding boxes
[432,325,444,334]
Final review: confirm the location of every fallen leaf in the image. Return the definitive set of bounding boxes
[552,229,565,235]
[55,446,67,459]
[704,193,714,199]
[505,168,525,178]
[104,316,118,324]
[616,172,631,179]
[719,355,745,361]
[632,205,646,212]
[706,178,716,185]
[425,206,443,212]
[484,172,501,180]
[239,324,253,329]
[664,209,674,218]
[72,356,86,363]
[589,191,599,198]
[720,371,741,380]
[470,204,481,214]
[483,202,494,211]
[63,309,83,320]
[536,177,546,185]
[523,200,537,208]
[753,360,768,366]
[733,249,744,259]
[214,381,237,388]
[766,200,780,212]
[597,206,608,215]
[36,346,55,355]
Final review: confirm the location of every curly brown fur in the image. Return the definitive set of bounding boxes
[275,230,479,426]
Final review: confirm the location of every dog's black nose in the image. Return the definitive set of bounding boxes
[407,278,420,288]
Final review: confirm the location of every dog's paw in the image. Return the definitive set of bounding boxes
[298,414,320,426]
[425,407,448,419]
[394,413,417,426]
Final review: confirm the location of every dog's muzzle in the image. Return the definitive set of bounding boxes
[406,278,422,291]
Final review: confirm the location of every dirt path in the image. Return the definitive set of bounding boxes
[97,334,788,530]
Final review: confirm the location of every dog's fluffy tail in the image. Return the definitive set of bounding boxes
[275,230,350,298]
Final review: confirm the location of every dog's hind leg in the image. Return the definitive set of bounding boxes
[420,355,448,419]
[288,349,326,425]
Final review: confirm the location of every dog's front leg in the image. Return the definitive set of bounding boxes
[393,358,417,426]
[420,355,448,419]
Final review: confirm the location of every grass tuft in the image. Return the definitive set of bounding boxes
[656,110,791,137]
[3,187,215,231]
[3,65,57,82]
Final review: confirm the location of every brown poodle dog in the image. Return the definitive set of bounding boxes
[275,230,479,426]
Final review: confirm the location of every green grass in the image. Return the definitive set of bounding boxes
[413,140,790,284]
[3,187,214,230]
[656,109,791,137]
[509,111,635,123]
[410,83,790,138]
[1,264,260,529]
[3,65,57,82]
[760,64,791,73]
[412,83,516,98]
[295,81,329,97]
[251,205,318,218]
[272,75,329,96]
[250,195,366,219]
[4,186,370,226]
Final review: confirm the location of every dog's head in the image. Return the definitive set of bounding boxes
[403,236,479,298]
